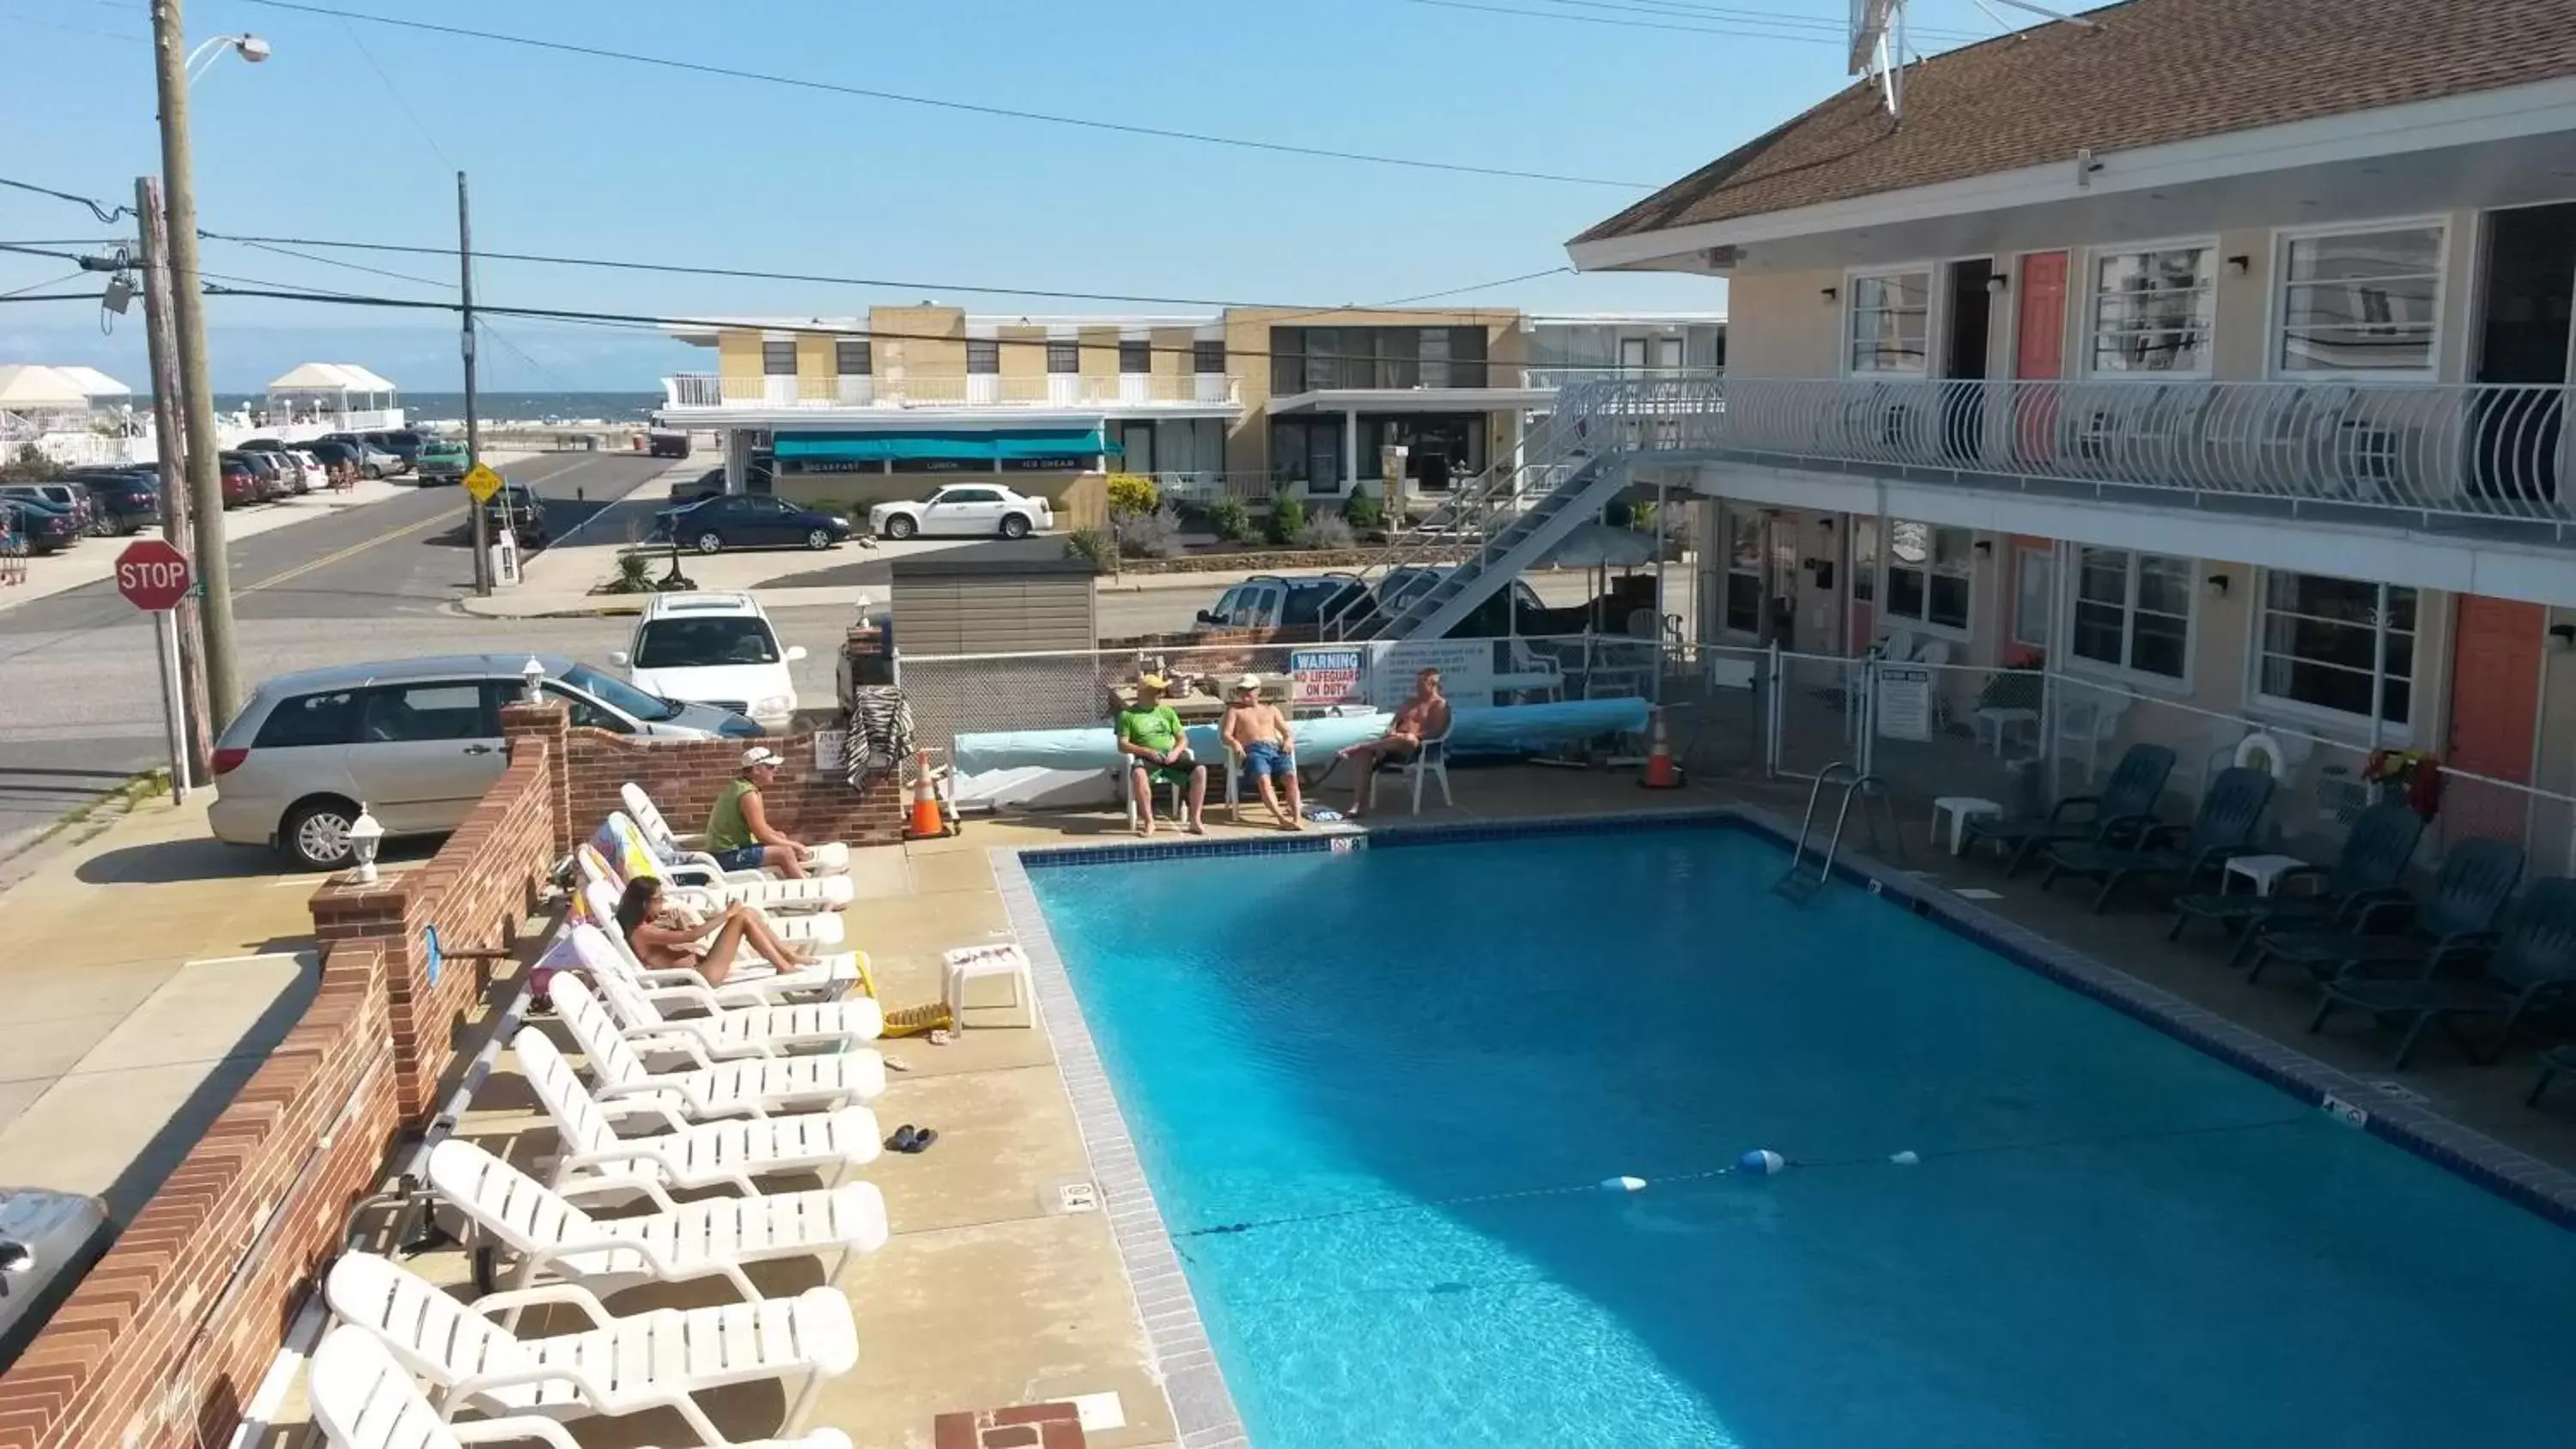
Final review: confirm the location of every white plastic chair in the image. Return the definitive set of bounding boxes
[624,780,851,875]
[425,1137,889,1301]
[602,812,854,911]
[587,951,885,1060]
[323,1252,858,1441]
[1383,716,1454,815]
[512,1028,880,1205]
[576,841,846,949]
[552,973,884,1122]
[2051,687,2135,786]
[569,882,859,1003]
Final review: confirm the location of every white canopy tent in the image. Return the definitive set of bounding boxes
[264,362,401,427]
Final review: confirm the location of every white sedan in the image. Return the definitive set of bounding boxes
[868,484,1055,540]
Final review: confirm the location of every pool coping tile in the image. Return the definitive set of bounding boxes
[997,805,2576,1439]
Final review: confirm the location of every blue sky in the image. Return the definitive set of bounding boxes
[0,0,2023,389]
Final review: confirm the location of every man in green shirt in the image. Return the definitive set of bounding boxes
[1115,673,1207,837]
[705,745,812,878]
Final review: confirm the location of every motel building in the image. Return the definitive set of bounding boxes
[1546,0,2576,862]
[652,306,1722,527]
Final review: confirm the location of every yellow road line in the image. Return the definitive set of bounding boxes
[238,453,631,595]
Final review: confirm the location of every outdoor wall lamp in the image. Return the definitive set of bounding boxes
[1986,274,2009,295]
[2227,255,2251,276]
[349,806,385,885]
[2550,623,2576,650]
[2207,573,2233,596]
[1972,538,1994,556]
[1820,287,1838,303]
[520,655,546,705]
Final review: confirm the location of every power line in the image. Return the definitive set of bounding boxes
[0,176,133,224]
[1501,0,1987,41]
[1402,0,1854,42]
[0,273,90,300]
[231,0,1649,189]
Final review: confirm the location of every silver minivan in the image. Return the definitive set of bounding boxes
[210,652,763,868]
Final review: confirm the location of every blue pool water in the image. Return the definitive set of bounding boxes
[1028,826,2576,1448]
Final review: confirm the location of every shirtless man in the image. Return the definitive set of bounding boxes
[1220,675,1303,830]
[1340,667,1449,817]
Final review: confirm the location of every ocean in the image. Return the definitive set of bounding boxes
[208,391,661,427]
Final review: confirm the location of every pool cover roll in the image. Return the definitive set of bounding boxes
[952,697,1651,775]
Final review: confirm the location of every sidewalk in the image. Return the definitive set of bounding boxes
[0,794,333,1218]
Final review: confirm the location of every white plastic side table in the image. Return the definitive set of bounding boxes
[1931,796,2003,856]
[2223,853,2307,898]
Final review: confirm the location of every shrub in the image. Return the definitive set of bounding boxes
[1170,499,1214,533]
[1065,527,1119,572]
[604,549,653,593]
[1301,513,1355,550]
[1341,487,1384,531]
[1264,494,1306,547]
[1106,472,1160,518]
[0,445,62,482]
[1206,494,1251,543]
[1113,503,1186,559]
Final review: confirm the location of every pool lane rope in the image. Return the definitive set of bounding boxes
[1171,1114,2312,1240]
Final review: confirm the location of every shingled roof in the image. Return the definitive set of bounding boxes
[1574,0,2576,248]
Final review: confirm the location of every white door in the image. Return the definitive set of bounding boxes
[920,487,1000,536]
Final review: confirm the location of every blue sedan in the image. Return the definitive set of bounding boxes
[652,494,854,554]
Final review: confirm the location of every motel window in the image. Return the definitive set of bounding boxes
[1119,339,1151,374]
[1848,270,1930,374]
[1194,339,1226,374]
[833,338,871,376]
[1881,520,1971,632]
[966,339,999,375]
[1046,341,1078,374]
[2088,246,2214,374]
[2278,224,2443,376]
[1850,517,1878,605]
[2256,572,2417,731]
[1723,510,1764,635]
[2013,546,2055,650]
[2070,547,2191,680]
[760,339,797,376]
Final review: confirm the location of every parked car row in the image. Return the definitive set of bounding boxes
[1193,565,1546,637]
[663,469,1054,545]
[0,469,165,554]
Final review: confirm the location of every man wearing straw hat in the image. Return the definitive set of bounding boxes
[1116,673,1208,837]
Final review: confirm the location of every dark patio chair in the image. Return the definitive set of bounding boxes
[2309,879,2576,1070]
[2037,766,2274,913]
[1960,743,2175,877]
[2243,838,2525,986]
[2529,1043,2576,1107]
[2166,802,2425,969]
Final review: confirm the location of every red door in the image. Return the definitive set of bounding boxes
[2444,595,2546,846]
[2013,252,2069,467]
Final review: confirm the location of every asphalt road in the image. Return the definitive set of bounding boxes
[0,453,703,854]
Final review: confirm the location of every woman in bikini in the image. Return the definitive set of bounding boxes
[613,876,813,986]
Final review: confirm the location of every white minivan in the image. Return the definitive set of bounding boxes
[615,592,807,730]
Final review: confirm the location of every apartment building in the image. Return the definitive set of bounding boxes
[1555,0,2576,846]
[653,305,1722,517]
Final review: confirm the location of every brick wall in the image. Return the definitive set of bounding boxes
[0,945,396,1449]
[562,718,905,858]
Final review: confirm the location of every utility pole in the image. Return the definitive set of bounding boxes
[135,174,212,784]
[149,0,240,725]
[459,170,489,596]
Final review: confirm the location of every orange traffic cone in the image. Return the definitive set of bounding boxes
[907,752,945,838]
[1639,708,1683,790]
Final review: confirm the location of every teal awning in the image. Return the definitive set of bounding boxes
[775,428,1115,463]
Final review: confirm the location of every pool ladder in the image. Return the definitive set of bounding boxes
[1775,762,1900,902]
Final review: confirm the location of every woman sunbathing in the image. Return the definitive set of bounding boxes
[613,876,813,986]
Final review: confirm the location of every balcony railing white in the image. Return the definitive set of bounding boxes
[661,372,1241,410]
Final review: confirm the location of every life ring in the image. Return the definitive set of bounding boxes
[2233,730,2292,782]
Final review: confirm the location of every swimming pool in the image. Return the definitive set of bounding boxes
[1022,820,2576,1448]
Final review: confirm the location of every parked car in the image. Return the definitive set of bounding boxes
[0,494,82,553]
[647,431,692,458]
[234,450,290,501]
[668,459,775,505]
[479,483,547,548]
[217,452,262,507]
[363,430,424,470]
[868,484,1054,540]
[209,653,763,868]
[0,481,97,536]
[651,493,852,554]
[61,469,161,534]
[318,433,400,478]
[289,449,330,491]
[1195,573,1373,634]
[416,437,469,483]
[300,439,361,484]
[262,450,313,495]
[612,592,807,729]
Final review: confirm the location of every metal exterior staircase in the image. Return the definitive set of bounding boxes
[1319,373,1726,642]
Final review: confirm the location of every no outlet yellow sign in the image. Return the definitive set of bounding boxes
[461,462,504,503]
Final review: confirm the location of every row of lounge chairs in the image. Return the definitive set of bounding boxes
[1960,744,2576,1078]
[308,785,908,1449]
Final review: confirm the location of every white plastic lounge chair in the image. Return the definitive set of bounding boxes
[323,1252,858,1440]
[575,841,846,949]
[604,810,854,910]
[552,973,885,1122]
[426,1138,888,1301]
[624,780,852,875]
[309,1324,854,1449]
[513,1028,880,1204]
[571,882,860,1003]
[588,951,885,1060]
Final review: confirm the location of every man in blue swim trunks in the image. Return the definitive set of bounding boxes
[1220,674,1303,830]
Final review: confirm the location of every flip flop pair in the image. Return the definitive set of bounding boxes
[886,1124,939,1154]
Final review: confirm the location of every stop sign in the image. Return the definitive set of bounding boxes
[115,537,192,611]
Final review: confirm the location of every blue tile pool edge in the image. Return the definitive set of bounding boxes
[990,846,1252,1449]
[1007,808,2576,1240]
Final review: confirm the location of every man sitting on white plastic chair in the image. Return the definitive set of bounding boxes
[1116,673,1207,837]
[1339,667,1449,818]
[707,747,813,879]
[1220,674,1303,831]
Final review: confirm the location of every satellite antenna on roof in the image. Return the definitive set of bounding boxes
[1852,0,2098,121]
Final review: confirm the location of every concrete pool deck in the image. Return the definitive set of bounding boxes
[246,761,2576,1446]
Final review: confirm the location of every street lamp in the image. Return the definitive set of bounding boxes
[185,32,270,82]
[520,657,545,705]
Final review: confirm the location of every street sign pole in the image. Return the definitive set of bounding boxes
[152,605,188,803]
[116,537,196,803]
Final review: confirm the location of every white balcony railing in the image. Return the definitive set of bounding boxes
[660,372,1241,411]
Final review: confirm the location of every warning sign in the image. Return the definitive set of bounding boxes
[1289,647,1366,708]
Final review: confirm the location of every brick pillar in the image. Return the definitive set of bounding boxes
[501,700,571,859]
[310,873,439,1121]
